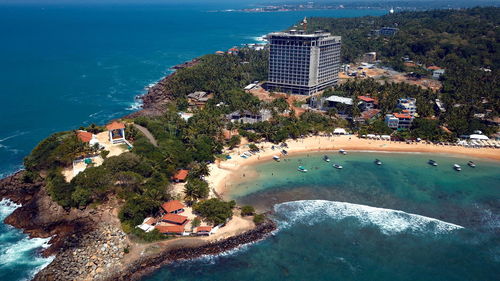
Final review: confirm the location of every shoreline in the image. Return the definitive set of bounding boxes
[107,219,276,281]
[208,135,500,197]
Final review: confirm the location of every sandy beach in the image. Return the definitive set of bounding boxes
[207,135,500,197]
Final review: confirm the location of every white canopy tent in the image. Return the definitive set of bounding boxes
[469,134,489,140]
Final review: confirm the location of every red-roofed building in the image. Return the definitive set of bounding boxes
[172,169,189,183]
[161,200,185,214]
[161,213,188,225]
[155,225,185,235]
[385,113,414,129]
[228,48,239,55]
[77,131,93,143]
[194,226,212,235]
[426,65,441,70]
[358,96,377,110]
[106,121,126,144]
[361,109,381,121]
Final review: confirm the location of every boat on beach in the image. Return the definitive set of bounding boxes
[339,149,347,155]
[273,155,281,162]
[428,160,438,166]
[374,159,382,165]
[297,166,308,172]
[333,164,343,169]
[453,164,462,171]
[323,155,331,162]
[281,149,288,155]
[467,161,476,168]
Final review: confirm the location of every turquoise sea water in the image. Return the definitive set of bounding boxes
[0,3,386,280]
[143,152,500,281]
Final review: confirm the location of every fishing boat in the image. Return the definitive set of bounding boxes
[467,161,476,168]
[333,164,343,169]
[453,164,462,171]
[428,160,438,166]
[297,166,308,172]
[281,149,288,155]
[323,155,331,162]
[339,149,347,155]
[374,159,382,165]
[273,155,281,162]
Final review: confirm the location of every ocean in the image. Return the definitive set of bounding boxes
[0,3,387,280]
[143,152,500,281]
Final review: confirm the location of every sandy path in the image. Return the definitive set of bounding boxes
[133,124,158,147]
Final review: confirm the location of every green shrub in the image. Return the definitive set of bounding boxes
[241,205,255,216]
[253,213,266,225]
[193,198,235,225]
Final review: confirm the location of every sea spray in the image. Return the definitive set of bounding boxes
[274,200,464,235]
[0,199,54,281]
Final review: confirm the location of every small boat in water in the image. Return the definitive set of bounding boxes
[453,164,462,171]
[333,164,343,169]
[428,160,438,166]
[273,155,281,162]
[298,166,308,172]
[467,161,476,168]
[374,159,382,165]
[339,149,347,155]
[323,155,331,162]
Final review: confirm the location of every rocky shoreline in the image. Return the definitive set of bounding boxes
[110,219,277,281]
[1,170,278,281]
[127,57,200,118]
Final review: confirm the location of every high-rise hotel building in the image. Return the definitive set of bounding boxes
[266,30,341,95]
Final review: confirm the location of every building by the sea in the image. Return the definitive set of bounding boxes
[265,30,341,95]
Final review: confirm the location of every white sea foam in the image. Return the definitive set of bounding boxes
[126,100,143,111]
[0,199,21,220]
[274,200,464,235]
[253,35,268,42]
[0,131,27,143]
[0,199,55,279]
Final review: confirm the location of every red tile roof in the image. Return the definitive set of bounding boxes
[358,96,375,102]
[172,169,189,181]
[77,131,93,143]
[161,200,185,213]
[361,109,380,120]
[195,226,212,233]
[394,113,412,119]
[427,66,441,70]
[155,225,185,234]
[106,121,125,130]
[145,218,157,225]
[161,213,188,225]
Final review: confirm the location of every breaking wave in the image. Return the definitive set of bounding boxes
[274,200,464,235]
[0,199,55,281]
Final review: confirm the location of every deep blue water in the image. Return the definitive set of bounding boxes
[0,3,386,280]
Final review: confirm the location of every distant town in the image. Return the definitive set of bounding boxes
[215,0,500,13]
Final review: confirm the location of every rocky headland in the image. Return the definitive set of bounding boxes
[1,169,277,281]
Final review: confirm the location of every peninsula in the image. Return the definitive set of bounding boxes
[0,6,499,281]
